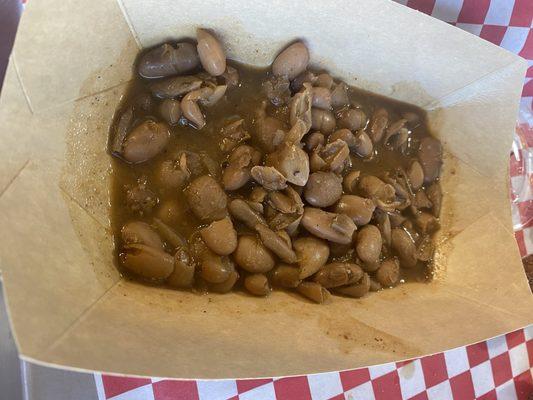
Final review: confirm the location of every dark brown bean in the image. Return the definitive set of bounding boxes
[355,225,382,267]
[272,42,309,80]
[304,172,343,207]
[200,217,238,255]
[122,120,170,164]
[121,244,174,280]
[414,212,440,234]
[121,221,164,249]
[334,195,375,226]
[234,235,275,273]
[376,258,400,287]
[297,281,331,303]
[244,274,271,296]
[314,262,364,288]
[271,263,301,288]
[196,28,226,76]
[337,108,366,131]
[138,43,200,78]
[185,175,227,222]
[369,278,382,292]
[391,227,417,268]
[418,137,442,183]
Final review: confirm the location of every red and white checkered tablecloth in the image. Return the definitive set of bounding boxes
[88,1,533,399]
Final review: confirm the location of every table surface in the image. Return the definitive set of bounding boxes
[0,0,532,399]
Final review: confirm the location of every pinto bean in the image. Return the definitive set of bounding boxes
[149,75,203,99]
[255,224,297,263]
[209,270,239,293]
[138,43,200,78]
[353,130,373,158]
[121,221,164,249]
[289,84,312,131]
[343,171,361,193]
[329,129,356,150]
[293,237,330,279]
[315,73,334,89]
[196,28,226,76]
[333,273,370,298]
[291,71,317,92]
[407,160,424,191]
[374,209,392,246]
[156,158,190,190]
[418,137,442,183]
[301,207,356,244]
[369,108,388,143]
[158,99,181,125]
[271,263,301,288]
[122,120,170,164]
[152,218,187,248]
[304,172,343,207]
[222,145,261,190]
[355,225,382,269]
[426,182,442,217]
[121,244,174,280]
[337,108,366,131]
[167,248,195,288]
[311,87,332,110]
[272,42,309,80]
[376,258,400,287]
[200,249,234,283]
[320,139,350,174]
[304,131,325,152]
[334,195,375,226]
[267,143,309,186]
[244,274,271,296]
[155,199,187,226]
[358,175,395,203]
[234,235,276,273]
[331,82,349,108]
[200,217,238,255]
[185,175,227,222]
[414,212,440,234]
[228,199,266,229]
[391,227,417,268]
[314,262,364,288]
[297,281,331,303]
[311,108,336,134]
[251,166,288,191]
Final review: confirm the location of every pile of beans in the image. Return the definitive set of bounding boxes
[109,29,443,303]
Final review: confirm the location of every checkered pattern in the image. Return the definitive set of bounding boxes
[88,1,533,399]
[95,325,533,400]
[393,0,533,258]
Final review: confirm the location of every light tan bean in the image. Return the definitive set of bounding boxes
[159,99,182,125]
[271,264,301,288]
[121,244,174,280]
[185,175,227,222]
[314,262,364,288]
[228,199,266,229]
[334,195,375,226]
[391,227,417,268]
[138,43,200,78]
[272,42,309,80]
[376,258,400,287]
[200,250,234,283]
[167,248,195,288]
[311,87,332,110]
[200,217,238,255]
[301,207,356,244]
[121,221,164,249]
[304,172,343,207]
[355,225,382,270]
[311,108,336,134]
[196,28,226,76]
[267,143,309,186]
[333,273,370,298]
[337,108,366,131]
[255,224,297,263]
[209,270,239,293]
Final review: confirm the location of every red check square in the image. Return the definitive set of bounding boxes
[152,380,199,400]
[421,353,448,388]
[340,368,371,392]
[273,376,312,400]
[506,329,526,349]
[372,371,402,400]
[467,342,490,368]
[490,353,513,387]
[450,371,476,400]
